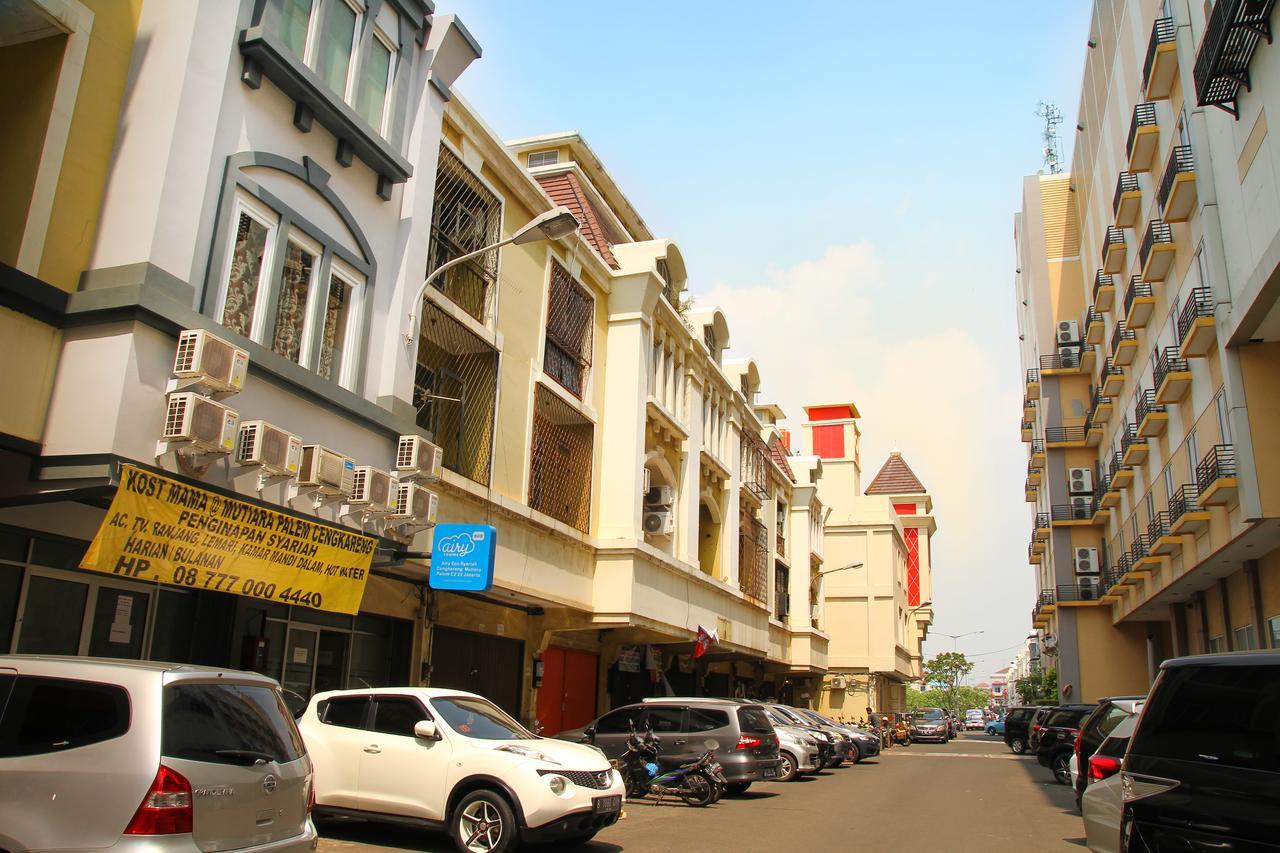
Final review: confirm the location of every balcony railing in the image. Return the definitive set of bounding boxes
[427,146,502,324]
[1095,271,1118,299]
[1035,512,1050,531]
[1194,0,1278,117]
[1100,356,1124,386]
[1130,533,1151,564]
[1046,425,1087,445]
[1103,564,1125,593]
[1113,171,1141,215]
[741,429,769,501]
[739,516,769,604]
[1101,226,1126,264]
[1139,221,1175,275]
[1136,388,1165,424]
[1158,145,1195,212]
[1089,385,1113,417]
[1111,319,1137,354]
[1041,346,1091,372]
[1143,16,1178,89]
[1057,581,1104,603]
[1153,346,1190,392]
[1148,510,1172,546]
[1124,278,1154,319]
[1121,421,1147,456]
[1052,497,1097,522]
[1027,368,1041,386]
[1085,306,1104,341]
[1169,483,1202,526]
[1030,438,1045,456]
[1197,444,1237,494]
[1127,103,1158,158]
[1177,286,1214,344]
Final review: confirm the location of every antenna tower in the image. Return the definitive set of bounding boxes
[1035,102,1063,174]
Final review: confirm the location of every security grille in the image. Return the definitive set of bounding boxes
[544,261,594,398]
[427,146,502,323]
[414,301,498,486]
[775,564,790,621]
[739,515,768,603]
[740,429,769,501]
[528,384,594,533]
[656,257,678,307]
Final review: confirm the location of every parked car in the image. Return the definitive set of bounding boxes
[301,687,624,851]
[910,707,950,743]
[1080,716,1137,853]
[788,706,881,762]
[558,698,781,795]
[0,655,317,853]
[1003,705,1041,754]
[763,706,834,769]
[964,709,985,730]
[765,716,820,782]
[1121,652,1280,852]
[1072,696,1144,808]
[1035,704,1097,784]
[766,704,852,767]
[1027,705,1058,753]
[985,716,1006,736]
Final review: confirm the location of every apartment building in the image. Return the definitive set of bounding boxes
[1016,0,1280,703]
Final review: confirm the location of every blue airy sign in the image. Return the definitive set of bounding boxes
[429,524,497,591]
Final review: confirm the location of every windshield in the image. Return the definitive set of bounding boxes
[432,696,534,741]
[919,708,945,721]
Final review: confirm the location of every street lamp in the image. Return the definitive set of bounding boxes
[907,599,933,617]
[934,629,984,653]
[404,206,580,346]
[817,561,863,577]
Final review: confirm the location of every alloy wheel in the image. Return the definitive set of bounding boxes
[459,800,505,852]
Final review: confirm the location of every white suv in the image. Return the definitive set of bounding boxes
[299,687,624,853]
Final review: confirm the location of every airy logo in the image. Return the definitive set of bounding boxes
[437,532,478,557]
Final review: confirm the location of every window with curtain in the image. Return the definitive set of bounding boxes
[357,31,393,132]
[316,0,358,97]
[221,201,278,339]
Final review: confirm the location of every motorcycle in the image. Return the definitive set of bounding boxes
[892,721,912,746]
[615,728,724,807]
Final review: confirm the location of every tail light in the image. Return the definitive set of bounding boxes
[1032,724,1042,732]
[1088,755,1122,780]
[124,765,193,835]
[736,735,762,750]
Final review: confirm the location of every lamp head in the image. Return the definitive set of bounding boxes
[512,206,580,245]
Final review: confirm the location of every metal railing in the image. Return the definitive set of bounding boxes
[1148,510,1172,545]
[543,261,594,399]
[1095,271,1118,300]
[1136,388,1164,423]
[1021,419,1035,436]
[1101,226,1126,263]
[1111,319,1136,354]
[1154,346,1190,391]
[1035,512,1050,531]
[1108,451,1131,483]
[739,516,769,604]
[1053,497,1098,522]
[1090,385,1112,419]
[1057,581,1104,603]
[1094,472,1111,505]
[528,384,594,532]
[1101,357,1124,387]
[1158,145,1195,212]
[1124,278,1153,318]
[1030,438,1045,455]
[427,146,502,323]
[1113,171,1141,215]
[1177,286,1214,344]
[1115,552,1134,578]
[1085,306,1103,332]
[1121,421,1146,456]
[1029,542,1039,562]
[1169,483,1201,525]
[1027,367,1041,385]
[1104,564,1126,592]
[1040,346,1091,371]
[1140,220,1174,271]
[1196,444,1237,493]
[1130,533,1150,563]
[1046,425,1087,444]
[1194,0,1277,115]
[776,525,786,560]
[741,429,770,501]
[1024,396,1037,413]
[1143,16,1177,88]
[1127,103,1158,158]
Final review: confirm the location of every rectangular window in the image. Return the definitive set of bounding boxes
[0,676,130,757]
[1187,428,1199,474]
[280,0,315,58]
[1208,635,1226,653]
[1164,467,1174,502]
[357,29,394,133]
[1216,390,1232,444]
[527,150,559,167]
[162,683,304,765]
[316,0,359,98]
[220,200,278,339]
[272,236,319,363]
[543,262,594,398]
[1234,624,1257,651]
[528,384,594,532]
[1269,615,1280,648]
[427,146,502,323]
[319,261,361,387]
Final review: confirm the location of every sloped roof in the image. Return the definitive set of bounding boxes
[535,171,620,269]
[864,451,926,495]
[769,436,795,483]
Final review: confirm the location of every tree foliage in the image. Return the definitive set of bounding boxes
[1015,668,1058,705]
[922,652,975,714]
[906,685,991,713]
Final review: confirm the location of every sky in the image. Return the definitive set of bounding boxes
[450,1,1094,681]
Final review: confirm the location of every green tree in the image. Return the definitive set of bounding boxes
[1015,667,1058,704]
[922,652,975,714]
[907,685,991,713]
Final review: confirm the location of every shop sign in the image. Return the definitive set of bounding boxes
[616,646,643,673]
[429,523,497,591]
[81,465,377,614]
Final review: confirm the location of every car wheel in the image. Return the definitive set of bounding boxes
[1010,737,1027,755]
[848,743,862,764]
[827,757,844,769]
[724,782,752,796]
[778,751,798,782]
[452,789,518,853]
[1052,753,1072,786]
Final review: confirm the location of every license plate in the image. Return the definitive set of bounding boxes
[592,795,622,814]
[761,766,778,779]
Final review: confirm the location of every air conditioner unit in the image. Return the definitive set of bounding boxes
[1071,495,1092,520]
[391,482,439,523]
[1056,320,1080,344]
[298,445,355,496]
[395,435,443,481]
[236,420,302,476]
[162,392,239,454]
[830,674,846,689]
[644,485,676,507]
[643,509,674,535]
[642,467,651,495]
[349,467,396,513]
[172,329,249,393]
[1068,467,1094,494]
[1075,547,1100,575]
[1057,345,1081,368]
[1078,576,1101,600]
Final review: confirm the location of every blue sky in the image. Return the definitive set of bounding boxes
[453,1,1094,680]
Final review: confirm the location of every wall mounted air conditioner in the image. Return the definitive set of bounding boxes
[1068,467,1094,495]
[1078,576,1101,600]
[644,485,676,507]
[391,482,439,523]
[162,392,239,453]
[830,674,846,689]
[349,467,396,513]
[1075,547,1100,575]
[1056,320,1080,344]
[395,435,443,481]
[298,445,355,495]
[1070,495,1092,519]
[1058,345,1081,368]
[643,509,674,535]
[236,420,302,476]
[642,467,651,495]
[172,329,249,393]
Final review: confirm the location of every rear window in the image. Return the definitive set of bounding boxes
[1097,735,1130,759]
[686,708,729,733]
[163,683,304,766]
[920,708,945,721]
[1130,664,1280,772]
[737,707,773,734]
[0,675,129,757]
[1008,708,1033,723]
[1045,709,1088,728]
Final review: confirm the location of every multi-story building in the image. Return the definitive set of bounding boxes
[1015,0,1280,703]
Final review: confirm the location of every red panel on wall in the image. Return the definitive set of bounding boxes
[806,405,854,421]
[537,647,599,736]
[893,502,917,516]
[812,424,844,458]
[904,527,920,607]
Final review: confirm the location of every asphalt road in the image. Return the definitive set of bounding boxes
[315,731,1087,853]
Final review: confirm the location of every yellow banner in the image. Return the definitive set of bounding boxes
[81,465,377,614]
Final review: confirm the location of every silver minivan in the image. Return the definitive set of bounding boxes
[0,655,317,852]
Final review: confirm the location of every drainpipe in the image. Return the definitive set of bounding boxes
[1146,627,1158,688]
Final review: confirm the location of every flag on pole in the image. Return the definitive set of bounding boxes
[694,624,719,659]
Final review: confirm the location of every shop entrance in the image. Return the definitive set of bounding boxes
[11,568,152,659]
[430,626,524,719]
[281,626,349,701]
[536,647,598,735]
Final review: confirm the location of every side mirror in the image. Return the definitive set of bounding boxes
[414,719,439,740]
[582,725,596,741]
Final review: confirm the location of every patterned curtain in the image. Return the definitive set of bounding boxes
[221,212,268,337]
[273,242,314,362]
[318,275,348,380]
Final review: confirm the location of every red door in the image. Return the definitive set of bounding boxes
[537,647,598,736]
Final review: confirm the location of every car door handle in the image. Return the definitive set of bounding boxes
[363,745,381,754]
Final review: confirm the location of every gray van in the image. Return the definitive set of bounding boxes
[0,655,316,853]
[556,697,781,794]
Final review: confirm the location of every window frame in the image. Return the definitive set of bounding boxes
[217,191,282,343]
[359,24,398,136]
[273,227,325,366]
[320,256,365,390]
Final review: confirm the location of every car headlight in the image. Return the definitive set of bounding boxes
[495,744,561,765]
[545,774,570,796]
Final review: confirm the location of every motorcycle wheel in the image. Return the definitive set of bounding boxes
[624,777,648,799]
[679,771,716,807]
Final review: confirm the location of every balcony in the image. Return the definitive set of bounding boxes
[1033,590,1056,625]
[1122,421,1149,466]
[1057,580,1106,604]
[1089,386,1114,424]
[1158,145,1197,222]
[1154,346,1192,404]
[1046,425,1088,448]
[1136,388,1168,437]
[1029,542,1042,565]
[1194,0,1278,118]
[1035,512,1051,541]
[741,429,770,502]
[1109,451,1135,493]
[1140,220,1177,282]
[1102,565,1127,600]
[1113,171,1143,228]
[1170,483,1211,534]
[1144,16,1180,100]
[1025,478,1040,502]
[1021,420,1035,442]
[739,517,769,605]
[1102,227,1128,274]
[1111,320,1139,366]
[1095,271,1119,313]
[1130,534,1160,574]
[1197,444,1239,505]
[1124,278,1156,329]
[1030,439,1046,468]
[1041,345,1094,376]
[1101,357,1126,397]
[1024,396,1037,420]
[1128,103,1161,171]
[1085,306,1105,344]
[1027,462,1043,488]
[1053,496,1100,526]
[1148,510,1183,556]
[1178,286,1216,358]
[1026,368,1041,400]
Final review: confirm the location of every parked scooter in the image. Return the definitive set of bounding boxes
[892,718,912,747]
[616,727,724,806]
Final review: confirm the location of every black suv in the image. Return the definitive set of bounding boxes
[1072,695,1143,808]
[1035,704,1096,784]
[1122,652,1280,851]
[1003,705,1041,754]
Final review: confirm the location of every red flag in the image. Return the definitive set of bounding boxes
[694,625,718,659]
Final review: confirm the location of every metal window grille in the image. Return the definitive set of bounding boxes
[775,564,790,621]
[427,146,502,323]
[528,384,594,532]
[543,261,594,399]
[740,429,769,500]
[739,515,768,604]
[656,257,678,308]
[414,301,498,485]
[527,150,559,167]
